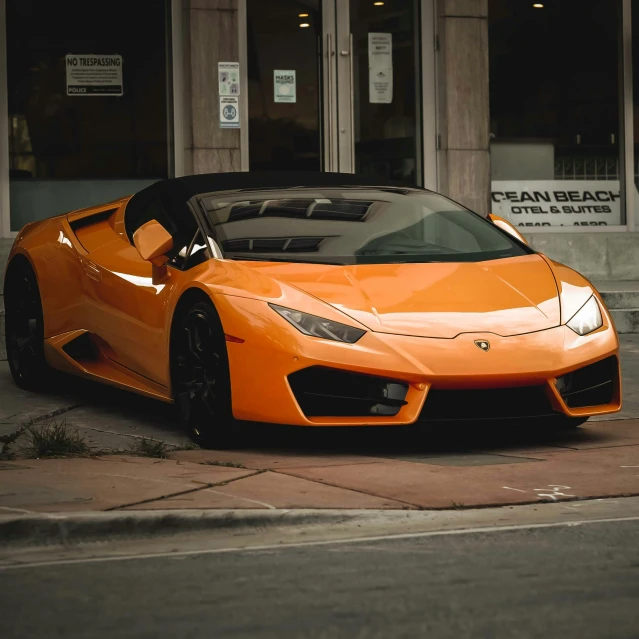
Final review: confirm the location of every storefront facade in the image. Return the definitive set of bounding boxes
[1,0,638,268]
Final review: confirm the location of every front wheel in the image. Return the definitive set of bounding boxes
[170,300,241,449]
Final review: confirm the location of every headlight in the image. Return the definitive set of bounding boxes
[566,295,603,336]
[269,304,365,343]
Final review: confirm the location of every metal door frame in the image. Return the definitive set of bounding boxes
[326,0,438,182]
[0,0,12,238]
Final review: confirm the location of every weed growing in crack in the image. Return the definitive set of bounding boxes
[128,438,170,459]
[24,420,90,458]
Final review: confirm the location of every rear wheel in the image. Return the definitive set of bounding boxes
[170,300,241,449]
[4,257,51,390]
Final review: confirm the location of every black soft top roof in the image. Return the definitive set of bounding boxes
[126,171,414,220]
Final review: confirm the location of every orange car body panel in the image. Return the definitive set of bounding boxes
[6,194,621,425]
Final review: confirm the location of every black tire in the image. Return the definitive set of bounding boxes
[170,300,241,449]
[4,257,51,390]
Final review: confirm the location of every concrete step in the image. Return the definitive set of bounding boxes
[610,309,639,334]
[596,282,639,310]
[595,282,639,333]
[600,291,639,310]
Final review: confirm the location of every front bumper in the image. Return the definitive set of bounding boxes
[215,295,621,426]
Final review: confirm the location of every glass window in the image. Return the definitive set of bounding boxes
[632,4,639,205]
[489,1,622,229]
[247,0,322,171]
[350,0,421,184]
[6,0,171,230]
[201,188,531,265]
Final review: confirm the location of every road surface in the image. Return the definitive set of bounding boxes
[2,517,638,638]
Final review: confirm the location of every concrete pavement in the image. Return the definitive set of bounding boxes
[2,417,639,514]
[0,336,637,519]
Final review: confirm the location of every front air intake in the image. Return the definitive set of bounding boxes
[288,366,409,418]
[555,355,618,408]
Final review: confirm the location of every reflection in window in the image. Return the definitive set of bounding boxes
[6,0,169,180]
[203,188,532,265]
[489,1,622,228]
[226,199,374,222]
[222,237,325,253]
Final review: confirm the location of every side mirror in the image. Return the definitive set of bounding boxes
[133,220,173,266]
[488,214,529,245]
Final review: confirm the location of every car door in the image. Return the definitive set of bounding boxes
[83,196,205,387]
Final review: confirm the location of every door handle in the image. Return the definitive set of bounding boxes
[83,261,102,282]
[349,33,355,174]
[326,33,334,172]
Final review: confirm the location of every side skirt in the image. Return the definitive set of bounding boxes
[43,329,173,403]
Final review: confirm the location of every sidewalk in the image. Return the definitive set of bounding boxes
[2,418,639,514]
[1,335,638,519]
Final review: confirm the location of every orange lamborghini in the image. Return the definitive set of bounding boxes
[3,172,621,447]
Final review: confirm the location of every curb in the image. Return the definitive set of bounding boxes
[0,509,377,548]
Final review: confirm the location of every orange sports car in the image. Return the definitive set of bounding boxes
[3,172,621,447]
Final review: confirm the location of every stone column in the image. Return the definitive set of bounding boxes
[437,0,490,216]
[181,0,241,174]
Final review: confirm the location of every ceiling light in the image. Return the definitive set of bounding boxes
[533,3,544,7]
[374,1,385,5]
[300,22,310,27]
[299,13,309,17]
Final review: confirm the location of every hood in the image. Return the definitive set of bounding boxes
[239,255,561,339]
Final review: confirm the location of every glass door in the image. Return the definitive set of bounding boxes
[334,0,422,183]
[246,0,423,183]
[247,0,327,171]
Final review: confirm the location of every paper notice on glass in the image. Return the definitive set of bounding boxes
[368,33,392,104]
[274,70,296,103]
[66,54,123,96]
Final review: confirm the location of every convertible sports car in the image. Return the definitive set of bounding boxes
[4,172,621,447]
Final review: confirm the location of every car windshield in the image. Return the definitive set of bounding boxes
[199,187,532,265]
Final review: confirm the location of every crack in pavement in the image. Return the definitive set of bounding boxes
[105,469,268,511]
[271,468,419,510]
[70,424,186,442]
[13,405,84,429]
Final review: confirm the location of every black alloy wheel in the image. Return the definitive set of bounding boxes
[171,301,240,449]
[4,258,51,390]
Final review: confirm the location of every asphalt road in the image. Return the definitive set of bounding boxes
[3,519,639,639]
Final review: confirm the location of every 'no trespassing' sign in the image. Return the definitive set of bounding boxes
[66,55,123,96]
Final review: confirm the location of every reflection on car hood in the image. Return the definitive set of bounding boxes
[239,255,561,338]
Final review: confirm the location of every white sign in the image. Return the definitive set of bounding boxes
[219,96,240,128]
[491,180,622,227]
[66,54,123,96]
[218,62,240,95]
[368,33,392,104]
[274,70,296,103]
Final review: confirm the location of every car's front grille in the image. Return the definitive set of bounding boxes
[288,366,409,418]
[555,356,618,408]
[419,386,558,422]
